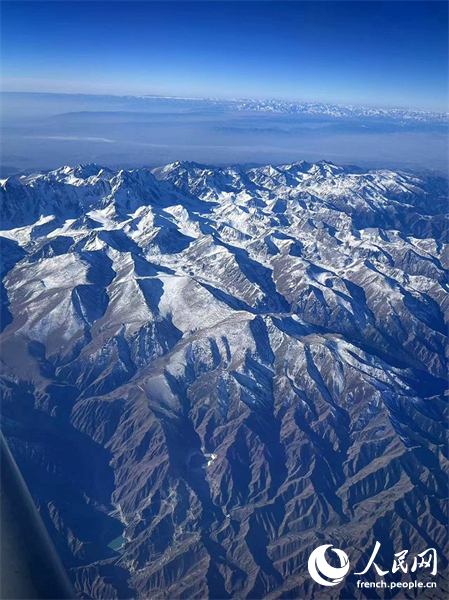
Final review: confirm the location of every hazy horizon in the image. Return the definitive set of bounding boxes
[1,90,447,115]
[1,1,448,176]
[1,2,448,176]
[1,91,448,177]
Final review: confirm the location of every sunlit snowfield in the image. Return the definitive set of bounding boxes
[1,92,448,177]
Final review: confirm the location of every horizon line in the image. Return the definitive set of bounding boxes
[1,90,447,115]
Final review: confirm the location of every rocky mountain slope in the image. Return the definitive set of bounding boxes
[0,160,448,599]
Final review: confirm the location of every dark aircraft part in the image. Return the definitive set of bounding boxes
[0,432,75,599]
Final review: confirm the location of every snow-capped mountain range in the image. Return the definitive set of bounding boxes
[230,99,449,122]
[0,160,448,599]
[142,95,449,123]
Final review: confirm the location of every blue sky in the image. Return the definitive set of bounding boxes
[1,1,448,110]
